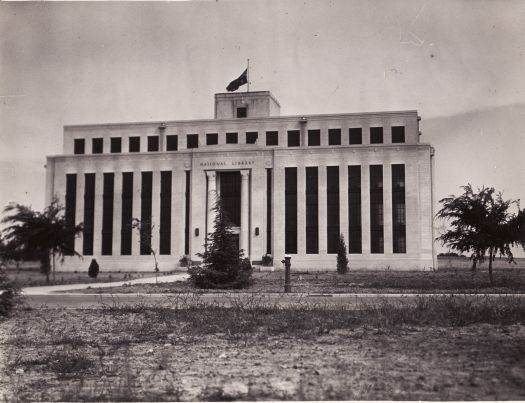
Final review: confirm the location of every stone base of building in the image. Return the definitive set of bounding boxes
[57,255,435,272]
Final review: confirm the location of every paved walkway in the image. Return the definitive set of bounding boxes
[21,273,189,295]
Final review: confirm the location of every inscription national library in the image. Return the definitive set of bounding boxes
[45,90,436,271]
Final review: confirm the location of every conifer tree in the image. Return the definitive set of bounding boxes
[337,233,349,274]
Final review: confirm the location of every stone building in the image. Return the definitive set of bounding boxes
[45,90,436,271]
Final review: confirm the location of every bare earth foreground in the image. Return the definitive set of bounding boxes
[2,301,525,401]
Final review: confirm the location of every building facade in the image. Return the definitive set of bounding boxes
[46,91,436,271]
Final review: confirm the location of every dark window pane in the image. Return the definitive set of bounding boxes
[220,171,241,226]
[370,127,383,144]
[246,132,258,144]
[308,129,321,146]
[184,171,190,255]
[92,138,103,154]
[328,128,341,145]
[121,172,133,255]
[140,172,152,255]
[287,130,300,147]
[74,139,85,155]
[392,164,406,253]
[392,126,405,143]
[266,131,278,146]
[83,173,95,255]
[160,171,172,255]
[110,137,122,153]
[285,167,297,254]
[306,167,318,254]
[166,135,178,151]
[348,165,362,253]
[226,132,238,144]
[101,173,114,255]
[206,133,218,145]
[266,169,272,254]
[148,136,159,152]
[187,134,199,149]
[64,174,76,255]
[237,107,247,118]
[349,128,362,145]
[327,166,340,253]
[370,165,384,253]
[129,137,140,152]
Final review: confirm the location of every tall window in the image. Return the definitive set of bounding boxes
[110,138,122,153]
[159,171,172,255]
[74,139,85,155]
[392,164,406,253]
[64,174,77,255]
[266,169,272,254]
[328,129,341,145]
[166,135,178,151]
[348,166,362,253]
[392,126,405,143]
[370,127,383,144]
[148,136,159,152]
[226,132,238,144]
[308,129,321,146]
[349,128,362,145]
[121,172,133,255]
[370,165,384,253]
[285,168,297,254]
[92,138,103,154]
[129,137,140,152]
[101,173,114,255]
[266,131,278,146]
[288,130,300,147]
[246,132,258,144]
[327,166,340,253]
[140,172,152,255]
[187,134,199,149]
[83,173,95,255]
[206,133,218,145]
[305,167,319,254]
[184,171,190,255]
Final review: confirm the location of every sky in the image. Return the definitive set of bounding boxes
[1,0,524,255]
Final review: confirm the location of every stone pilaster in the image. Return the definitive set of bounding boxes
[240,170,250,257]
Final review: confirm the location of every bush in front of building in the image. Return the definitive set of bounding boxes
[261,254,273,267]
[337,233,349,274]
[88,258,99,279]
[188,200,253,289]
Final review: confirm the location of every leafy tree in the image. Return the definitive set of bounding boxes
[1,199,83,283]
[436,184,525,283]
[188,199,252,289]
[131,218,159,282]
[337,233,349,274]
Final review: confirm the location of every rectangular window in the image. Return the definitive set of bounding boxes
[184,171,190,255]
[166,135,178,151]
[370,127,383,144]
[83,173,95,255]
[349,128,362,145]
[328,128,341,145]
[187,134,199,149]
[92,138,103,154]
[74,139,85,155]
[370,165,384,253]
[285,167,297,254]
[392,126,405,143]
[287,130,300,147]
[305,167,319,254]
[348,166,362,253]
[237,107,247,118]
[148,136,159,152]
[327,166,340,253]
[266,131,278,146]
[101,173,114,255]
[110,137,122,153]
[246,132,258,144]
[159,171,172,255]
[392,164,406,253]
[206,133,218,145]
[266,168,272,254]
[308,129,321,146]
[140,172,153,255]
[226,132,238,144]
[64,174,76,255]
[129,136,140,152]
[121,172,133,255]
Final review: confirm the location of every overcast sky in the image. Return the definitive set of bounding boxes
[1,0,524,255]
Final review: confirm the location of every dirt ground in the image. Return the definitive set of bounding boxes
[3,308,525,401]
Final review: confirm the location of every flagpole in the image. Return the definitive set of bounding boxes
[247,58,250,92]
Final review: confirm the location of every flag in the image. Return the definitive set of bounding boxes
[226,68,248,92]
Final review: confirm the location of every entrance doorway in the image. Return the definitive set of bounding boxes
[219,171,241,227]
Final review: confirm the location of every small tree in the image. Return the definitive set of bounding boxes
[1,199,83,283]
[132,218,159,282]
[337,233,349,274]
[188,199,252,289]
[88,259,100,279]
[436,184,525,283]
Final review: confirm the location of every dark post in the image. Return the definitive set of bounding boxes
[281,255,292,293]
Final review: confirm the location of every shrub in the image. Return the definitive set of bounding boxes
[261,254,273,267]
[179,255,191,268]
[88,259,99,279]
[337,233,349,274]
[0,268,20,317]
